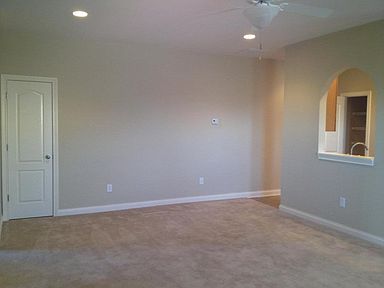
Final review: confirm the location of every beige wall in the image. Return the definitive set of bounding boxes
[0,31,283,210]
[282,20,384,238]
[338,68,376,94]
[257,61,284,190]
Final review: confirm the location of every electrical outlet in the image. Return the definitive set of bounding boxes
[107,184,113,193]
[339,196,346,208]
[199,177,204,185]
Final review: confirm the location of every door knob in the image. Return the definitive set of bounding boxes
[45,154,52,160]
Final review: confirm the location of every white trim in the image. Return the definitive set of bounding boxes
[248,189,281,198]
[1,76,8,221]
[318,152,374,166]
[279,205,384,247]
[0,74,59,221]
[336,96,347,153]
[57,189,281,216]
[52,78,59,217]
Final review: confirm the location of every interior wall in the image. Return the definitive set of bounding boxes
[282,20,384,238]
[258,61,284,190]
[0,31,283,210]
[338,68,376,94]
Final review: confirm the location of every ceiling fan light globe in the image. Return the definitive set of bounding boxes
[243,5,280,29]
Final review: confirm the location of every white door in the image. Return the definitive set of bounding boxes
[6,79,54,219]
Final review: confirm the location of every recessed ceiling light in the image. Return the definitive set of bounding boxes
[73,10,88,18]
[243,34,256,40]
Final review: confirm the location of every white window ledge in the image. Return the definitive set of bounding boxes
[318,152,375,166]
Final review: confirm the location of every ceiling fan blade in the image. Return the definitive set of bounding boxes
[282,3,333,18]
[198,7,245,18]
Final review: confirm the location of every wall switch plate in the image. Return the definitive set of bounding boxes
[211,118,220,126]
[107,184,113,193]
[199,177,204,185]
[339,196,346,208]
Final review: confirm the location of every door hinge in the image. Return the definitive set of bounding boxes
[6,144,8,151]
[5,91,8,100]
[7,195,10,202]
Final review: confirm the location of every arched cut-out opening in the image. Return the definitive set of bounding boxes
[318,68,376,166]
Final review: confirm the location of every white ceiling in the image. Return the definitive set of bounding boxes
[1,0,384,59]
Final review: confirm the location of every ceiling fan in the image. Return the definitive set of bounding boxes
[206,0,334,30]
[203,0,334,59]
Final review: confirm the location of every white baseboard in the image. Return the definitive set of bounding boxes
[248,189,281,198]
[279,205,384,247]
[57,189,281,217]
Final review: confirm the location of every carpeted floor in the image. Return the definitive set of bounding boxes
[254,196,280,208]
[0,199,383,288]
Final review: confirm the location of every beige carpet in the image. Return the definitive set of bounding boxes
[0,199,383,288]
[254,196,280,208]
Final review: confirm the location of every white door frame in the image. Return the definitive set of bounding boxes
[1,74,59,221]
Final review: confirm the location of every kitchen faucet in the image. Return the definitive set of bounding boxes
[350,142,368,155]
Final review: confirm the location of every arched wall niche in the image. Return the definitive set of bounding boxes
[318,68,376,166]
